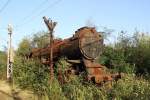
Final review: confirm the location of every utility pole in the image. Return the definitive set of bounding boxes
[43,16,57,81]
[7,24,13,83]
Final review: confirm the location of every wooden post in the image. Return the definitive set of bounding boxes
[43,16,57,81]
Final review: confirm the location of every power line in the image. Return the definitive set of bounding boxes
[15,0,62,29]
[0,0,11,13]
[36,0,62,17]
[0,0,47,31]
[20,0,49,24]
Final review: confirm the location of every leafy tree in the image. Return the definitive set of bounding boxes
[0,51,7,79]
[17,38,32,57]
[32,31,49,48]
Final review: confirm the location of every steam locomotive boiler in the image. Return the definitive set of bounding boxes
[30,27,120,84]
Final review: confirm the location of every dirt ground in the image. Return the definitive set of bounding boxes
[0,80,38,100]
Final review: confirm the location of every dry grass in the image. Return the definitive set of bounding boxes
[0,80,39,100]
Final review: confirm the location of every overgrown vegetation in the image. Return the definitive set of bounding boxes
[0,30,149,99]
[0,51,7,79]
[101,31,150,76]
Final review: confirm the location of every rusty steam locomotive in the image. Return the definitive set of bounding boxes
[30,25,120,84]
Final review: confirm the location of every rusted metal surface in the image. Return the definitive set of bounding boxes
[30,27,103,59]
[30,26,121,84]
[83,58,121,83]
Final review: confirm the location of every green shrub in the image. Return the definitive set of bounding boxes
[0,51,7,79]
[100,46,135,74]
[107,74,150,100]
[13,57,49,95]
[62,76,106,100]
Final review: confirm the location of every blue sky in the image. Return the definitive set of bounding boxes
[0,0,150,50]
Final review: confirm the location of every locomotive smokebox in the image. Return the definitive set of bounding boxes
[58,27,103,60]
[77,27,103,60]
